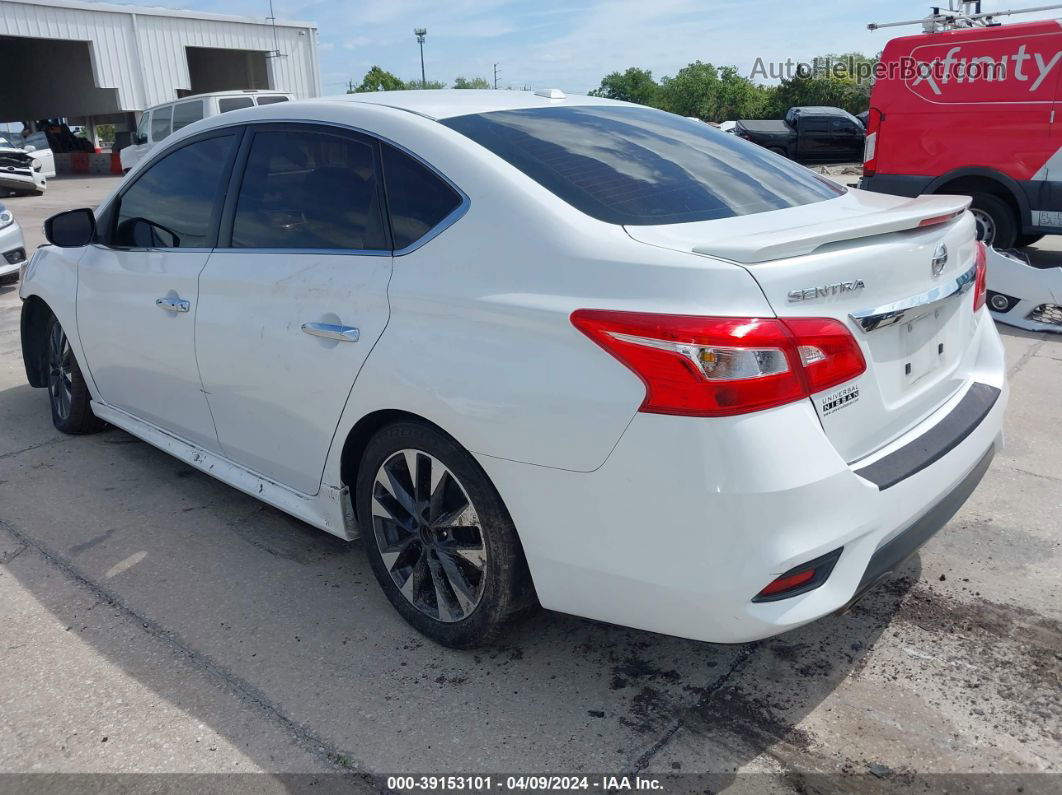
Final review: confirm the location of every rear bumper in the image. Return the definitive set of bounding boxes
[846,444,994,609]
[478,312,1007,643]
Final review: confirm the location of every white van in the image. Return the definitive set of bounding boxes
[119,91,293,173]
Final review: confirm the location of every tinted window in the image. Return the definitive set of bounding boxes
[442,106,842,225]
[219,97,254,113]
[231,129,386,250]
[172,100,205,133]
[112,135,235,248]
[136,111,150,142]
[256,95,289,106]
[831,119,860,136]
[382,143,462,249]
[801,118,829,134]
[151,105,173,141]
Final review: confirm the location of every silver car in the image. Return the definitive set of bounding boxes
[0,202,27,285]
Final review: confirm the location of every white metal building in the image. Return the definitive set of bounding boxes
[0,0,320,127]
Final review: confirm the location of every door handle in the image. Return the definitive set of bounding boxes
[156,296,190,313]
[301,322,360,343]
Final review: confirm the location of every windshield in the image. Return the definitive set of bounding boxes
[442,105,843,226]
[0,132,25,149]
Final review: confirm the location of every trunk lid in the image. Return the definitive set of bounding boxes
[626,190,981,463]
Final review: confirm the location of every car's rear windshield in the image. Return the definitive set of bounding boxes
[441,105,843,226]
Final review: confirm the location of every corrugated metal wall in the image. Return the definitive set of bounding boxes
[0,0,320,112]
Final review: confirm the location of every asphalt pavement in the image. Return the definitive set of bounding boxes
[0,175,1059,791]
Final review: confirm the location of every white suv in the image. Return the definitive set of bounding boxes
[119,90,292,173]
[21,91,1006,648]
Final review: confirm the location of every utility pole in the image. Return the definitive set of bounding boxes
[414,28,427,88]
[493,63,500,89]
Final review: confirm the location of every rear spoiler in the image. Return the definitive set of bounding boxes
[693,194,971,264]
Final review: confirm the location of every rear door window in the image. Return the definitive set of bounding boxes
[443,105,842,225]
[381,143,462,249]
[172,100,205,133]
[255,95,290,106]
[151,105,173,142]
[218,97,255,113]
[230,128,387,250]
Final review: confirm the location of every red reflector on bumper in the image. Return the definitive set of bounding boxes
[752,548,843,603]
[758,568,815,597]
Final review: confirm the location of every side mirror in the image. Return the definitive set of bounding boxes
[45,208,96,248]
[24,144,36,153]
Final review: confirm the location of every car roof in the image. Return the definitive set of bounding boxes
[143,90,293,112]
[331,89,630,120]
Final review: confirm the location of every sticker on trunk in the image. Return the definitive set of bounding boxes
[821,384,860,415]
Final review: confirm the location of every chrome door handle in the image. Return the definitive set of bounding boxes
[156,296,190,313]
[301,322,360,342]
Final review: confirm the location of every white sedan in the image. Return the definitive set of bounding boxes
[19,90,1006,648]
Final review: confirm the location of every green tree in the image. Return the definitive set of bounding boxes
[351,66,406,93]
[659,61,719,118]
[406,79,446,89]
[713,66,771,120]
[588,67,661,106]
[766,53,877,116]
[453,76,491,89]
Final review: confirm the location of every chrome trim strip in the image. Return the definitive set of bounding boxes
[214,247,392,257]
[849,262,977,332]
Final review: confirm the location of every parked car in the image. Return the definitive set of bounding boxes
[860,17,1062,248]
[119,90,293,173]
[0,202,27,284]
[0,130,54,196]
[20,91,1006,648]
[734,106,865,163]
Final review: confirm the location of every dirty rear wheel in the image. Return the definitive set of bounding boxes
[356,421,536,648]
[45,315,106,434]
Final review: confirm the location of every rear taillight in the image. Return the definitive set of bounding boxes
[782,317,868,394]
[570,310,866,417]
[973,241,988,312]
[862,108,882,176]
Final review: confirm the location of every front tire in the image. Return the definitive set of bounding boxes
[356,421,536,648]
[45,315,106,434]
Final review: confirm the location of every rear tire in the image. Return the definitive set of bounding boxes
[968,193,1018,248]
[44,315,107,434]
[356,421,536,648]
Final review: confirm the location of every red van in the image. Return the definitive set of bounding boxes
[860,17,1062,248]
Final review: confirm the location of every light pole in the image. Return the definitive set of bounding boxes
[414,28,427,88]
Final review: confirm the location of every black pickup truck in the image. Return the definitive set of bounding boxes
[733,107,865,164]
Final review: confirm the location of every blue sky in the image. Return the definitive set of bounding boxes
[139,0,1059,95]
